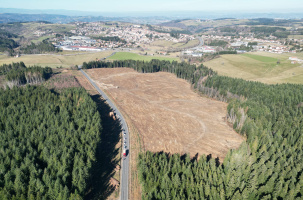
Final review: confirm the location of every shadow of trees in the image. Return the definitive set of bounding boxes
[85,94,122,200]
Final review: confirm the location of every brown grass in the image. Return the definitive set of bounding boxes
[86,68,244,161]
[44,72,81,90]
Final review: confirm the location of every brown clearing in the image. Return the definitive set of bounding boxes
[86,68,244,160]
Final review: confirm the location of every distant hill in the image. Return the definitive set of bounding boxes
[0,13,123,24]
[158,21,187,29]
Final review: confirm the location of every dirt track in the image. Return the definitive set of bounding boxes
[86,68,244,160]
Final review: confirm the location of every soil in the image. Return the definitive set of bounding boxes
[86,68,244,161]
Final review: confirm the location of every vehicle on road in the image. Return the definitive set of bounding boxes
[123,149,127,157]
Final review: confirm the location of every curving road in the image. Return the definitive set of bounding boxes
[80,69,129,200]
[192,36,204,49]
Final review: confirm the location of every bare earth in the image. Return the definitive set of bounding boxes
[86,68,244,160]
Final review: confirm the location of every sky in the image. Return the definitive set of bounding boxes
[0,0,302,13]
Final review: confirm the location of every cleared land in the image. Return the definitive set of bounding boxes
[204,52,303,84]
[0,51,113,68]
[85,68,244,160]
[109,52,179,62]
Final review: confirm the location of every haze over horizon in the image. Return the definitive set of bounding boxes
[0,0,302,14]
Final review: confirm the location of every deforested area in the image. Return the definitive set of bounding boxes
[138,67,303,199]
[83,59,303,199]
[85,67,243,159]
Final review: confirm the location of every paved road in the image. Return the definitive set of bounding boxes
[192,37,204,49]
[102,52,116,60]
[80,69,129,200]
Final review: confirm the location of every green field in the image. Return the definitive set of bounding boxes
[109,52,179,62]
[172,39,200,48]
[241,54,278,62]
[31,35,55,43]
[151,39,199,49]
[204,52,303,84]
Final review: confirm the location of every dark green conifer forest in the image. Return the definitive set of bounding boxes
[0,86,102,200]
[83,59,303,199]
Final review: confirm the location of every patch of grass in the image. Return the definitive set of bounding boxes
[151,40,174,47]
[241,53,278,62]
[151,39,199,49]
[204,52,303,84]
[31,35,55,43]
[109,52,179,62]
[172,39,199,48]
[44,73,81,90]
[288,35,303,39]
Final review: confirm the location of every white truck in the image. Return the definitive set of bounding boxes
[123,149,127,157]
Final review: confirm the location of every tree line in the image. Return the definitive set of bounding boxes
[82,59,303,199]
[0,30,19,52]
[0,62,53,87]
[0,26,59,56]
[20,40,60,54]
[82,59,216,86]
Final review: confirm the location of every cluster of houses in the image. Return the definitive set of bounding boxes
[182,46,217,57]
[289,57,303,64]
[44,21,302,55]
[200,35,300,54]
[71,22,195,48]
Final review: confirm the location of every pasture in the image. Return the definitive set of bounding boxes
[204,52,303,84]
[0,51,114,68]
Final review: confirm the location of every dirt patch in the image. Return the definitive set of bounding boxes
[86,68,244,160]
[74,70,97,94]
[44,73,81,90]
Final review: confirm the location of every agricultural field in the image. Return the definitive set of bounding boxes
[204,52,303,84]
[109,52,179,62]
[288,35,303,40]
[150,40,175,47]
[170,39,199,49]
[85,68,244,160]
[150,39,199,49]
[0,51,114,68]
